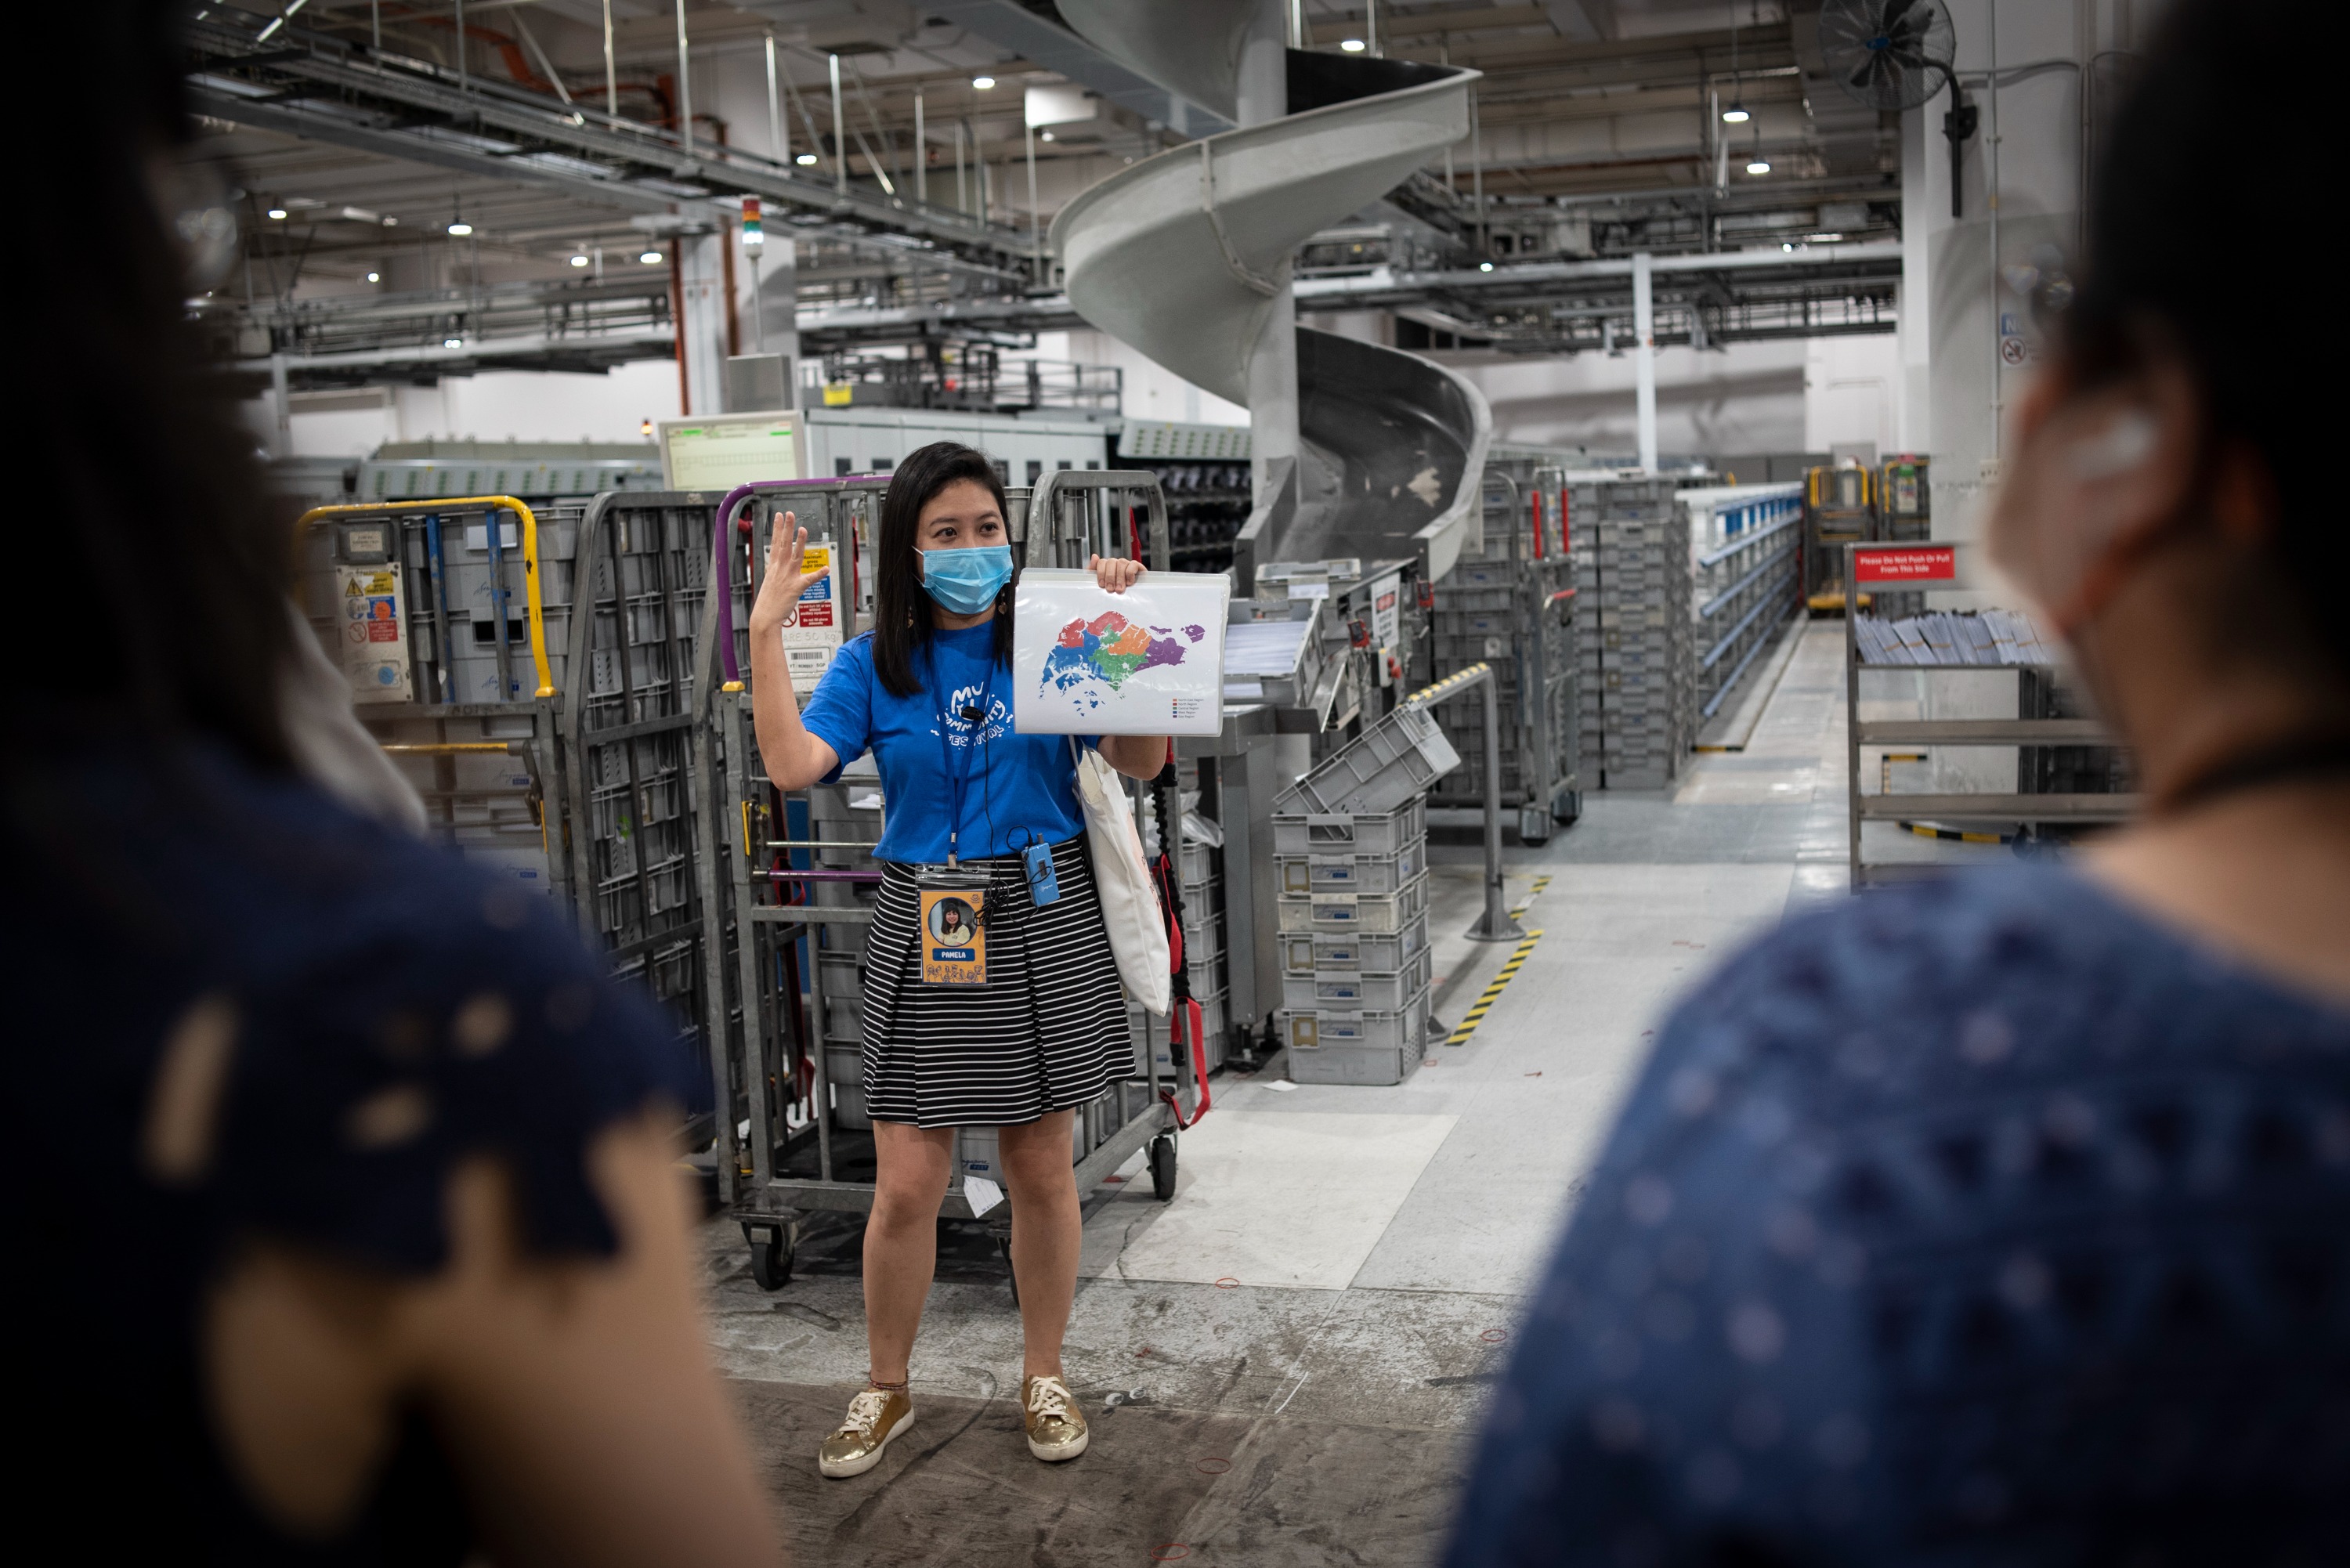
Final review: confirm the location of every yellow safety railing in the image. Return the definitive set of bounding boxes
[296,497,556,699]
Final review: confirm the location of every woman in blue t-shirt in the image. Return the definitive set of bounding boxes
[747,440,1170,1480]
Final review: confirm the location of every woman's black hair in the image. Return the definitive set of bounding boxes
[870,441,1017,699]
[2066,0,2346,684]
[7,2,294,768]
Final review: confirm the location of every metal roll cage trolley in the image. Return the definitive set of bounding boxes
[299,490,734,1150]
[1845,540,2134,888]
[696,468,1199,1290]
[295,495,571,898]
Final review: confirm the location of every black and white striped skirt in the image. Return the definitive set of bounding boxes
[859,835,1130,1129]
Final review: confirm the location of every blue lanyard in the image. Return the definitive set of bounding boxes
[929,647,994,865]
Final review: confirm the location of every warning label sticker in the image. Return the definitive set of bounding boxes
[780,541,844,698]
[1854,545,1957,583]
[334,562,413,702]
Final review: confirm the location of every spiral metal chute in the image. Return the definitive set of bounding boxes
[1049,2,1492,589]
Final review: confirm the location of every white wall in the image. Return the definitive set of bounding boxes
[1804,333,1905,461]
[1432,338,1802,457]
[244,358,685,457]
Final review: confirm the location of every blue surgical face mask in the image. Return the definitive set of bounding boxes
[920,544,1015,615]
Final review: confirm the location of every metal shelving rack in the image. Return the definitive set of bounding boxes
[1845,541,2138,887]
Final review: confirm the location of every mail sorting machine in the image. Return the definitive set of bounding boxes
[297,496,577,901]
[696,471,1191,1289]
[1428,468,1582,837]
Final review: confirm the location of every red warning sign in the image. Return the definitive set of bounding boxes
[794,599,834,628]
[366,597,400,641]
[1854,545,1956,583]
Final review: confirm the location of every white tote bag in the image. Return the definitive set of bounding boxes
[1070,741,1171,1017]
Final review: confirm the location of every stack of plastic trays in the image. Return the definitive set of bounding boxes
[1267,797,1433,1086]
[1126,757,1231,1082]
[1577,477,1694,789]
[1427,490,1577,825]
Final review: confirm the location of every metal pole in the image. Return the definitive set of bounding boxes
[454,0,468,98]
[956,120,967,214]
[602,0,616,117]
[1470,84,1486,255]
[1987,1,2003,462]
[749,245,763,352]
[1368,0,1379,56]
[765,34,783,163]
[674,0,692,156]
[371,0,380,50]
[914,88,927,204]
[1025,117,1041,275]
[270,350,291,454]
[830,53,848,197]
[1463,666,1526,942]
[1633,251,1658,471]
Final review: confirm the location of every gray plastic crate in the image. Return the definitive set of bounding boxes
[1281,948,1432,1011]
[1276,869,1430,934]
[1279,917,1426,976]
[1275,837,1423,898]
[1271,799,1425,856]
[1277,705,1460,815]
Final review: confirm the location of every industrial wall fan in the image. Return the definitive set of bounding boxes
[1819,0,1977,218]
[1820,0,1957,110]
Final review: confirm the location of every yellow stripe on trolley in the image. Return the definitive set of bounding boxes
[295,497,557,699]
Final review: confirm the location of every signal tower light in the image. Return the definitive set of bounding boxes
[741,195,764,253]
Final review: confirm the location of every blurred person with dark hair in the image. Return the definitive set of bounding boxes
[1447,2,2350,1562]
[1,5,784,1561]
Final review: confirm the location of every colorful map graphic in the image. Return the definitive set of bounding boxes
[1040,612,1208,709]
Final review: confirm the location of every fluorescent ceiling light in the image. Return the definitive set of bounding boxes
[1722,106,1750,124]
[640,250,664,264]
[1340,38,1365,52]
[1039,130,1054,142]
[1807,232,1843,244]
[569,254,590,267]
[364,271,380,283]
[971,75,996,90]
[266,206,287,220]
[1478,261,1495,272]
[443,337,463,348]
[1746,159,1771,175]
[447,220,474,236]
[796,152,819,165]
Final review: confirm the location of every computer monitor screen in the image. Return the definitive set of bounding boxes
[657,414,804,490]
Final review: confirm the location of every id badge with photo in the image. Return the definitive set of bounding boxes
[915,865,989,986]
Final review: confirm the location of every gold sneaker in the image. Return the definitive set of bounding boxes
[819,1386,915,1479]
[1022,1374,1089,1462]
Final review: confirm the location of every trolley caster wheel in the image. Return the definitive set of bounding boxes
[742,1221,795,1291]
[1517,806,1553,844]
[1553,791,1582,827]
[1149,1134,1178,1202]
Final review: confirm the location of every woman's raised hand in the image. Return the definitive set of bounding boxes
[1089,552,1146,595]
[750,515,830,633]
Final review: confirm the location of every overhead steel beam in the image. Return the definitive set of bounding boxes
[188,22,1032,264]
[924,0,1233,134]
[189,85,683,215]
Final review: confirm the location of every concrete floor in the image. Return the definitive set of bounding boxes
[705,622,1899,1566]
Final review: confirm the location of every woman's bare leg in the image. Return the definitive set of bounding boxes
[997,1111,1082,1381]
[863,1122,956,1384]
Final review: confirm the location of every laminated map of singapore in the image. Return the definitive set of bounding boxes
[1011,568,1231,736]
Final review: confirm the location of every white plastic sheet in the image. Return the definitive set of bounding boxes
[1012,568,1231,735]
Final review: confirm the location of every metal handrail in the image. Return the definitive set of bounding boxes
[296,497,555,698]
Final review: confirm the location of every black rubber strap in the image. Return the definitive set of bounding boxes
[2157,732,2350,815]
